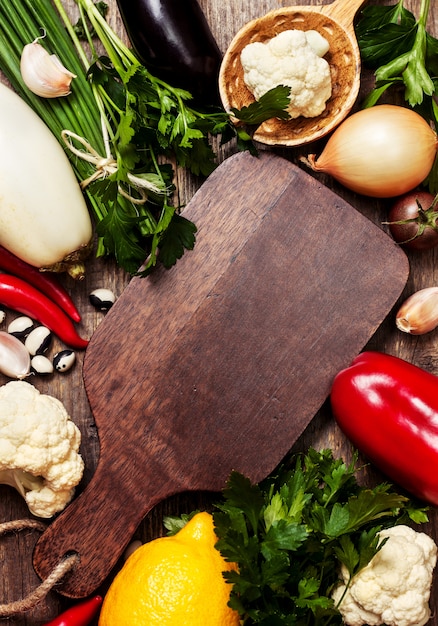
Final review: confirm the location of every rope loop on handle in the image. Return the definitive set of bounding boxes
[0,519,79,617]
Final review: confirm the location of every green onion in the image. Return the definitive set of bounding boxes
[0,0,290,274]
[0,0,193,274]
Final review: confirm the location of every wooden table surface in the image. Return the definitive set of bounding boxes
[0,0,437,623]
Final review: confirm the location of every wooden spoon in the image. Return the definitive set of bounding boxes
[219,0,367,146]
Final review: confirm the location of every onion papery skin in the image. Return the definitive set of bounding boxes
[308,105,438,198]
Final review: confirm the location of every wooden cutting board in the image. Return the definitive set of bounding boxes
[33,151,409,597]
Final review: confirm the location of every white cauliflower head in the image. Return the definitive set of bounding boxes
[240,29,332,119]
[332,525,437,626]
[0,380,84,518]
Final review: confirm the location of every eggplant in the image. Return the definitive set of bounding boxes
[116,0,223,105]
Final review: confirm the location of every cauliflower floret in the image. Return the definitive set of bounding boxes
[332,525,437,626]
[0,380,84,518]
[240,29,332,119]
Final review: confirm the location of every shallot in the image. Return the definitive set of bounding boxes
[385,190,438,250]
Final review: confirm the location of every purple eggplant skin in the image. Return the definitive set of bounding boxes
[116,0,223,106]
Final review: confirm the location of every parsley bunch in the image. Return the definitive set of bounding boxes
[0,0,290,275]
[58,0,290,275]
[212,449,427,626]
[355,0,438,192]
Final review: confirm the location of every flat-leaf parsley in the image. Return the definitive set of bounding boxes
[356,0,438,193]
[211,448,428,625]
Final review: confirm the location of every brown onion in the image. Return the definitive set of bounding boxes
[307,105,438,198]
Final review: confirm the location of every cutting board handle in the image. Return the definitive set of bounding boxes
[33,454,175,598]
[33,151,300,599]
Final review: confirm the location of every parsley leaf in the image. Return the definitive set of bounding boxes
[333,529,383,577]
[73,2,291,273]
[212,448,428,625]
[153,213,197,271]
[356,3,417,66]
[163,510,201,535]
[357,0,435,106]
[232,86,291,125]
[356,0,438,193]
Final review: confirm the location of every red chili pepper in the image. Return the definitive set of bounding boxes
[0,274,88,349]
[43,595,103,626]
[330,351,438,505]
[0,245,81,322]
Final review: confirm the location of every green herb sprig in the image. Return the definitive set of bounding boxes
[356,0,438,193]
[210,448,428,625]
[0,0,290,275]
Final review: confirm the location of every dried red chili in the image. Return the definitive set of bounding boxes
[0,274,88,349]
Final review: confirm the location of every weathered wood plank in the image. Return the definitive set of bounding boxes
[0,0,437,623]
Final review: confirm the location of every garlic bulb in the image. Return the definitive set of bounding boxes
[20,41,76,98]
[396,287,438,335]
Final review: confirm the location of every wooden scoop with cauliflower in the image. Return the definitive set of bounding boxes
[0,381,84,518]
[240,29,332,119]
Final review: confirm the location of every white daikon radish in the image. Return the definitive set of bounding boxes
[0,82,92,277]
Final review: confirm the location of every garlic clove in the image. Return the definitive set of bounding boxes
[396,287,438,335]
[0,331,31,379]
[20,41,76,98]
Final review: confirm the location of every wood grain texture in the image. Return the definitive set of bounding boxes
[32,151,408,597]
[0,0,437,624]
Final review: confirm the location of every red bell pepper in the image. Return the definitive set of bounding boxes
[330,351,438,505]
[42,595,102,626]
